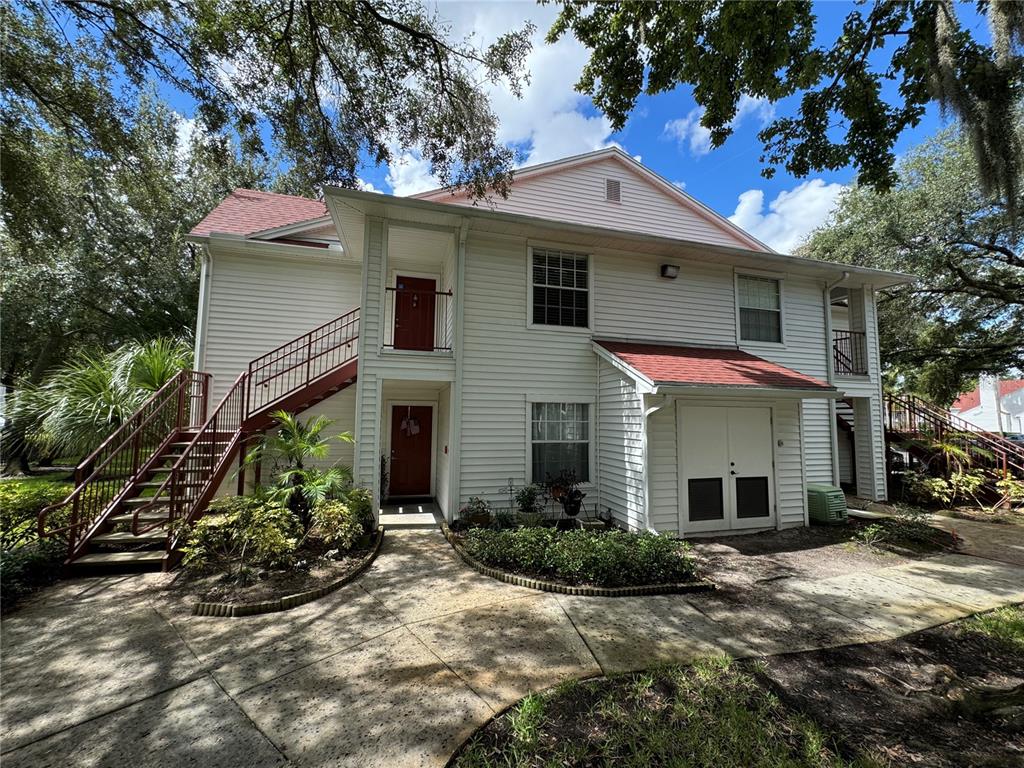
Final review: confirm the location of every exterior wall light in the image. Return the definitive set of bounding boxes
[660,264,680,279]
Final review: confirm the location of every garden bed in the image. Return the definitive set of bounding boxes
[166,529,383,616]
[445,523,708,595]
[450,606,1024,768]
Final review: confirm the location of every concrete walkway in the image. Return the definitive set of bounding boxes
[3,523,1023,768]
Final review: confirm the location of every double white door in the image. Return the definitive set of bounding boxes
[678,406,775,533]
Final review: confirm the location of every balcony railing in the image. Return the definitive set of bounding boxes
[383,287,453,352]
[833,330,868,376]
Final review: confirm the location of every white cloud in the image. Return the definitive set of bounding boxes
[671,180,687,191]
[356,178,382,193]
[174,115,197,160]
[728,179,845,253]
[665,95,775,157]
[385,149,439,196]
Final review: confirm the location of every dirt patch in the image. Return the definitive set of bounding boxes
[760,611,1024,767]
[690,518,948,597]
[938,506,1024,527]
[161,542,376,606]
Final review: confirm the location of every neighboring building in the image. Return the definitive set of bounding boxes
[951,376,1024,435]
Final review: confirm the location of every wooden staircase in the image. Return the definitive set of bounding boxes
[38,309,360,572]
[884,392,1024,479]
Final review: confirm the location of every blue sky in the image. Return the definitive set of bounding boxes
[348,1,988,252]
[156,1,988,252]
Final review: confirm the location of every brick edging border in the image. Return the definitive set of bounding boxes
[441,522,715,597]
[191,529,385,618]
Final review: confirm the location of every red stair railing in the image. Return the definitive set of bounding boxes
[37,370,210,559]
[132,308,361,554]
[884,392,1024,478]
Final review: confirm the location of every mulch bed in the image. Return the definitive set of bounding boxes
[163,537,378,606]
[760,612,1024,767]
[940,506,1024,526]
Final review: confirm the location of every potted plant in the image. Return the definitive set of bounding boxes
[460,496,492,527]
[514,483,544,517]
[546,469,586,520]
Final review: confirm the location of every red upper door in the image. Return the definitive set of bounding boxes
[393,276,436,351]
[389,405,433,497]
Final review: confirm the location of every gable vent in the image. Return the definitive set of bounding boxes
[605,178,621,202]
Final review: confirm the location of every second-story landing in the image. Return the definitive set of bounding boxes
[830,286,871,378]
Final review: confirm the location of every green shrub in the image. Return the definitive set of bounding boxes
[345,487,375,533]
[312,500,364,552]
[181,496,300,570]
[0,478,74,549]
[0,537,66,613]
[461,527,696,587]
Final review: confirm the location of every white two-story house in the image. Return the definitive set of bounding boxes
[188,148,908,536]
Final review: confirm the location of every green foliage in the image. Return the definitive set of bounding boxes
[961,606,1024,655]
[461,528,697,587]
[513,484,545,516]
[345,487,375,534]
[245,411,354,529]
[995,477,1024,505]
[857,504,940,551]
[4,1,533,204]
[455,657,875,767]
[900,468,991,507]
[802,126,1023,404]
[459,496,492,525]
[311,501,364,553]
[181,496,300,571]
[5,337,192,461]
[549,3,1023,210]
[0,478,73,549]
[853,523,888,549]
[0,537,66,613]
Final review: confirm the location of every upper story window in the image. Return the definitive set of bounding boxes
[738,275,782,343]
[531,248,589,329]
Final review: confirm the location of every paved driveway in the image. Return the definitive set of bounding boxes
[3,523,1023,768]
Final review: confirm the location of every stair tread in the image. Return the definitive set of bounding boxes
[108,512,167,524]
[123,497,170,505]
[91,530,166,543]
[74,551,165,565]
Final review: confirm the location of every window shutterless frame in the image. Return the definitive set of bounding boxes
[524,395,596,486]
[526,244,594,333]
[734,270,786,346]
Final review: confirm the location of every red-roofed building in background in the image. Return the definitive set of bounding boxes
[951,376,1024,435]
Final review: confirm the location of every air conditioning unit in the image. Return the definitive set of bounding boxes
[806,483,848,524]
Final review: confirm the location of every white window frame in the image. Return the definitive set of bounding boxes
[525,395,596,487]
[734,270,786,347]
[526,244,594,333]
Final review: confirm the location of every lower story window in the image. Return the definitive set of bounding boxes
[530,402,590,482]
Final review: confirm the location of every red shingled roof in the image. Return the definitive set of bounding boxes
[190,188,327,237]
[597,341,834,391]
[952,380,1024,412]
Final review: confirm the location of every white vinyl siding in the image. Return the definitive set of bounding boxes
[435,384,451,516]
[597,361,645,530]
[422,156,761,249]
[201,248,361,404]
[647,405,678,533]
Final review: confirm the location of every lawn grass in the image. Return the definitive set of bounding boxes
[453,657,880,768]
[959,604,1024,654]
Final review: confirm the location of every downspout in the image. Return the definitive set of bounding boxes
[642,393,669,532]
[823,271,849,488]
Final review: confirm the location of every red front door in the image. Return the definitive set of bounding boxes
[389,405,433,497]
[393,276,436,351]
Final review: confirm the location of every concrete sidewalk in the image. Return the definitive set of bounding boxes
[3,521,1022,768]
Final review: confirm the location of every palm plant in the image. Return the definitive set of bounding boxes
[5,337,192,463]
[243,410,354,529]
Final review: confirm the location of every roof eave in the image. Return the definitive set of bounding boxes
[653,383,840,399]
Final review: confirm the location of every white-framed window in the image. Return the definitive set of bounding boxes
[530,402,590,483]
[530,247,590,329]
[737,275,782,343]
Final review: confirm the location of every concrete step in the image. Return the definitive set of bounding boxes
[90,530,167,545]
[73,551,165,566]
[379,511,439,530]
[107,512,168,526]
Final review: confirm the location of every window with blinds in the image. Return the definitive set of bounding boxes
[738,275,782,343]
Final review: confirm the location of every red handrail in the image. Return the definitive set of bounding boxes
[885,392,1024,478]
[131,309,361,550]
[37,370,210,558]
